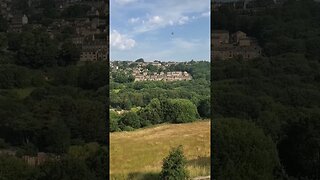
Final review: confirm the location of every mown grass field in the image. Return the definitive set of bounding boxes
[110,120,210,180]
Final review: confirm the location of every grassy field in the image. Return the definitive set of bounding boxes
[110,120,210,180]
[0,87,35,99]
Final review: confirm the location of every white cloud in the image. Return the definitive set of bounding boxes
[178,16,189,25]
[134,15,191,33]
[130,0,209,33]
[149,16,164,24]
[110,30,136,50]
[201,11,210,17]
[129,17,140,23]
[114,0,137,5]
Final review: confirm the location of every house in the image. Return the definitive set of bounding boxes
[212,30,230,47]
[133,70,192,82]
[8,14,28,33]
[79,34,108,62]
[212,30,261,60]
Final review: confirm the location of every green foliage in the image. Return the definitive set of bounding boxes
[138,98,162,125]
[74,99,106,143]
[0,155,35,180]
[0,16,109,178]
[135,58,144,62]
[16,31,59,68]
[160,145,189,180]
[162,99,199,123]
[78,63,107,90]
[38,156,95,180]
[146,64,158,72]
[61,4,91,18]
[278,109,320,179]
[0,65,31,88]
[110,110,120,132]
[213,118,282,180]
[118,112,141,130]
[197,98,210,118]
[0,16,8,32]
[58,41,80,66]
[110,61,209,131]
[112,71,134,83]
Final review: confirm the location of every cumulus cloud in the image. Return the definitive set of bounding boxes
[148,16,164,24]
[110,30,136,50]
[129,17,140,23]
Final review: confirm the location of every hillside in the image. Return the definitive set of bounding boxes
[110,120,211,180]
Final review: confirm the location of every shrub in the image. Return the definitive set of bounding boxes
[118,112,141,130]
[162,99,199,123]
[160,145,189,180]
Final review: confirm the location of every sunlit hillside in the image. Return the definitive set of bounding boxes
[110,120,211,180]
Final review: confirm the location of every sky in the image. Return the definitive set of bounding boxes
[110,0,210,61]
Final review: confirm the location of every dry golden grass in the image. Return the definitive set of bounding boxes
[110,120,211,180]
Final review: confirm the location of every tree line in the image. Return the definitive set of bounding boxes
[110,61,210,132]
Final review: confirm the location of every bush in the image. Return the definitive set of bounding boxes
[162,99,199,123]
[118,112,141,130]
[213,118,282,179]
[198,98,210,118]
[160,145,189,180]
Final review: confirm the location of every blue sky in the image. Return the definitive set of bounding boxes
[110,0,210,61]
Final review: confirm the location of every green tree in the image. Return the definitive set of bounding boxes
[197,98,210,118]
[162,99,199,123]
[213,118,283,180]
[160,145,189,180]
[118,112,141,130]
[110,110,120,132]
[78,63,107,90]
[138,98,162,125]
[38,156,95,180]
[0,16,8,32]
[58,41,80,66]
[16,31,59,68]
[135,58,144,62]
[44,120,71,154]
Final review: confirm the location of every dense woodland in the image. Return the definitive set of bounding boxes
[0,1,108,179]
[110,61,210,132]
[212,0,320,179]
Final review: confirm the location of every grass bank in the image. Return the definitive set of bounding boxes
[110,120,211,180]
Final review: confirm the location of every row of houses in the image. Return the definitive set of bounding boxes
[133,71,192,82]
[212,30,262,60]
[78,33,108,62]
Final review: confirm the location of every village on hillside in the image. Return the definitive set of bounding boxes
[111,60,193,82]
[0,0,108,62]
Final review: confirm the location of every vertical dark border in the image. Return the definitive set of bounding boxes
[210,0,214,179]
[106,0,110,178]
